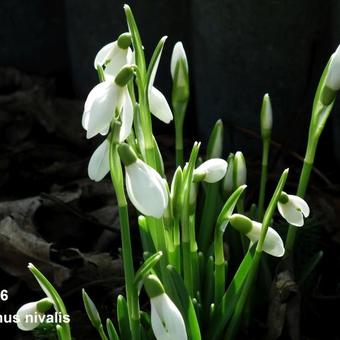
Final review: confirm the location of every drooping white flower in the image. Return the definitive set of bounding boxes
[194,158,228,183]
[144,275,187,340]
[230,214,285,257]
[16,298,53,331]
[119,144,168,218]
[88,139,110,182]
[148,37,173,124]
[82,66,134,140]
[94,33,133,81]
[277,192,310,227]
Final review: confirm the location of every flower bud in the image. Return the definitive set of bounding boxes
[260,93,273,139]
[207,119,224,159]
[114,65,135,87]
[171,167,183,219]
[117,32,132,49]
[321,45,340,105]
[223,153,234,194]
[233,151,247,187]
[82,289,102,330]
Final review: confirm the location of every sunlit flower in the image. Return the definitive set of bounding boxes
[277,192,310,227]
[16,298,53,331]
[230,214,285,257]
[82,66,134,140]
[119,144,168,218]
[194,158,228,183]
[144,275,187,340]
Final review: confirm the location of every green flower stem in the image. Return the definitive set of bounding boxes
[198,183,220,252]
[226,169,288,340]
[173,218,181,273]
[214,229,225,304]
[98,325,109,340]
[109,141,140,340]
[175,119,184,167]
[257,138,270,220]
[189,214,199,295]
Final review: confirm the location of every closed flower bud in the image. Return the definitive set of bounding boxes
[223,153,234,193]
[233,151,247,187]
[119,144,169,218]
[230,214,285,257]
[144,275,187,340]
[277,192,310,227]
[260,93,273,139]
[321,45,340,105]
[193,159,228,183]
[16,298,53,331]
[206,119,224,159]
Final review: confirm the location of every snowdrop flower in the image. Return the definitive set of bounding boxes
[193,158,228,183]
[119,144,168,218]
[233,151,247,187]
[82,65,134,139]
[16,298,53,331]
[223,153,234,193]
[260,93,273,139]
[230,214,285,257]
[144,275,187,340]
[148,37,173,124]
[321,45,340,105]
[277,192,310,227]
[94,32,133,80]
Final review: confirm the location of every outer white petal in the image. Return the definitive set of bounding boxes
[94,42,115,69]
[119,93,134,142]
[84,81,124,139]
[289,195,310,217]
[16,302,44,331]
[151,294,187,340]
[125,160,168,218]
[194,159,228,183]
[88,139,110,182]
[105,46,132,80]
[247,222,285,257]
[325,45,340,90]
[170,42,188,81]
[149,87,173,123]
[277,200,304,227]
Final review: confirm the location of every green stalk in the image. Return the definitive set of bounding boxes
[258,138,270,220]
[214,229,225,304]
[109,141,140,340]
[175,118,184,167]
[225,169,288,340]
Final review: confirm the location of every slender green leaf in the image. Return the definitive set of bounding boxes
[117,295,132,340]
[106,319,120,340]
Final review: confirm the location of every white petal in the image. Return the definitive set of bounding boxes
[88,139,110,182]
[126,160,168,218]
[105,46,132,79]
[326,45,340,90]
[119,93,134,142]
[16,302,44,331]
[277,201,304,227]
[247,222,285,257]
[94,42,115,69]
[149,87,173,124]
[289,195,310,217]
[194,159,228,183]
[84,81,124,139]
[151,294,187,340]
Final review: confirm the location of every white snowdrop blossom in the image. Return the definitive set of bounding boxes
[94,38,133,81]
[277,192,310,227]
[194,159,228,183]
[151,293,188,340]
[148,37,173,124]
[230,214,285,257]
[88,139,110,182]
[16,299,53,331]
[125,159,169,218]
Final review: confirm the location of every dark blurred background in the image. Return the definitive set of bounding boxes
[1,1,340,339]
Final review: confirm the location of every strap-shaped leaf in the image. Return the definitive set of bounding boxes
[106,319,120,340]
[117,295,132,340]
